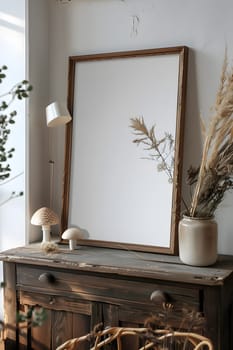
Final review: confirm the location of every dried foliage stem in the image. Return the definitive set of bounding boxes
[130,117,189,212]
[190,120,217,216]
[190,52,233,217]
[130,117,174,180]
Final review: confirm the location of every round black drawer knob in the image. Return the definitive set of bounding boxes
[150,290,172,303]
[38,272,56,284]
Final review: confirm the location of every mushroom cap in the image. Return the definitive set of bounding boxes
[62,227,83,240]
[31,207,59,226]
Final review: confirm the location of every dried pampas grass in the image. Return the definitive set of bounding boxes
[190,51,233,217]
[130,51,233,218]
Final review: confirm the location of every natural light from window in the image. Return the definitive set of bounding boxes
[0,11,24,28]
[0,11,24,53]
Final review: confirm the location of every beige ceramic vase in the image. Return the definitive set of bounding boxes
[178,215,218,266]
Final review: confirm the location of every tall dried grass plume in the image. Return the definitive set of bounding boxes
[130,51,233,218]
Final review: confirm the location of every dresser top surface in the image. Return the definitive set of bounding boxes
[1,244,233,286]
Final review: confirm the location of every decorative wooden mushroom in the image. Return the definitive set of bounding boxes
[31,207,59,243]
[62,227,84,250]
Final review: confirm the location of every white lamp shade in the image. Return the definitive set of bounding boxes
[46,101,72,127]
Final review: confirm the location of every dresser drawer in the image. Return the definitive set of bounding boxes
[16,264,200,310]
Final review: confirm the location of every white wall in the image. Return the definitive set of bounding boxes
[46,0,233,254]
[27,0,50,242]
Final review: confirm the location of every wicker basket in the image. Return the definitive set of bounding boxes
[56,326,214,350]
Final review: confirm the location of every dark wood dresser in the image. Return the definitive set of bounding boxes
[0,244,233,349]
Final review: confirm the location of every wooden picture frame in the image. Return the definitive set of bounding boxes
[61,46,188,254]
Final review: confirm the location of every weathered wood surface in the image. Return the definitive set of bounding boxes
[16,264,200,324]
[0,244,233,286]
[1,245,233,350]
[3,263,17,350]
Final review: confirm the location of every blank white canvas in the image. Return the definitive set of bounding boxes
[69,54,179,248]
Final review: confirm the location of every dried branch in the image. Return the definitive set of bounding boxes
[130,116,189,212]
[130,117,175,182]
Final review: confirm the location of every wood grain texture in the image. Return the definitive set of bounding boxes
[1,246,233,349]
[72,313,90,350]
[19,291,92,315]
[16,265,200,307]
[3,263,17,350]
[51,311,73,349]
[1,244,233,286]
[31,308,51,350]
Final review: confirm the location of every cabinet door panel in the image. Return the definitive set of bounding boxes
[51,311,73,349]
[30,309,52,350]
[18,292,92,350]
[103,304,140,350]
[72,313,91,350]
[91,302,103,330]
[103,304,119,326]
